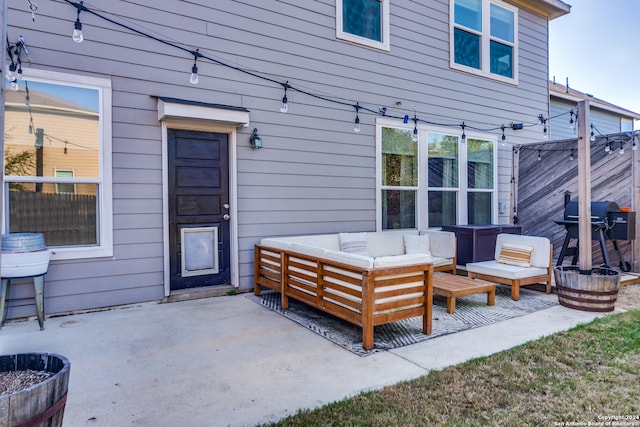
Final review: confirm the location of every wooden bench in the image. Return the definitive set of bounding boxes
[432,273,495,314]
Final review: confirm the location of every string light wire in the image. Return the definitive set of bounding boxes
[55,1,587,141]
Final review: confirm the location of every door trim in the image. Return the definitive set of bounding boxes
[160,118,241,297]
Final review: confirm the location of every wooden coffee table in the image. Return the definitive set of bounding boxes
[433,273,496,314]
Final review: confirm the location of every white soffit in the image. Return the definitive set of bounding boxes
[157,97,250,127]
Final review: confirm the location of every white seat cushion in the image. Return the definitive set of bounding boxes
[260,237,292,250]
[431,256,452,268]
[288,242,330,259]
[466,260,548,280]
[325,250,374,269]
[373,253,431,268]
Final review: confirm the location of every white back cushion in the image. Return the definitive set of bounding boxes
[494,234,550,268]
[339,232,368,255]
[404,234,431,256]
[367,231,410,257]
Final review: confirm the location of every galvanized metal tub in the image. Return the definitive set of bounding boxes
[1,233,51,278]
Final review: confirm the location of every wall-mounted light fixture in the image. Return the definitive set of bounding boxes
[249,128,262,149]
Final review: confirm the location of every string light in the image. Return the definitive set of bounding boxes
[538,114,548,139]
[501,125,506,144]
[5,35,29,91]
[72,1,86,43]
[5,64,16,80]
[57,0,577,144]
[569,110,575,130]
[28,0,38,21]
[280,81,289,113]
[353,102,361,133]
[189,49,200,85]
[590,124,595,142]
[517,130,639,164]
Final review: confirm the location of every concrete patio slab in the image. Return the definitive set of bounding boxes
[0,291,607,426]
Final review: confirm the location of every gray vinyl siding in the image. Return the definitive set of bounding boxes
[550,97,633,140]
[5,0,553,317]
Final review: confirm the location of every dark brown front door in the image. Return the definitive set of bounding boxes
[168,129,231,290]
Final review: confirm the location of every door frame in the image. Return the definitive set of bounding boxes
[160,118,242,296]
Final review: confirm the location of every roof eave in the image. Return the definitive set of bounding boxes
[550,84,640,120]
[508,0,571,20]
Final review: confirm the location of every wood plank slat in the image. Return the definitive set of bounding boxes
[373,307,425,325]
[374,284,424,299]
[374,295,425,313]
[322,291,361,312]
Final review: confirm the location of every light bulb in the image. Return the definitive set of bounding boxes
[590,133,595,142]
[5,64,16,80]
[280,95,288,113]
[190,64,199,84]
[354,117,360,133]
[633,143,638,151]
[73,19,84,43]
[605,144,610,153]
[620,146,624,155]
[412,128,418,142]
[10,78,19,91]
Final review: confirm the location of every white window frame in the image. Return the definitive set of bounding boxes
[621,117,633,132]
[449,0,518,85]
[3,69,113,260]
[54,169,77,194]
[376,118,498,230]
[336,0,390,51]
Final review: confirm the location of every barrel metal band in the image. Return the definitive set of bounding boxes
[15,392,68,427]
[556,284,619,296]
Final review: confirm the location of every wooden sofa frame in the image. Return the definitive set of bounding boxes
[254,244,433,350]
[467,244,553,301]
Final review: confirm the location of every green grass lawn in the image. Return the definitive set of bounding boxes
[264,310,640,427]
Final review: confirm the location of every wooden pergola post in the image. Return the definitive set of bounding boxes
[1,0,8,272]
[577,100,592,274]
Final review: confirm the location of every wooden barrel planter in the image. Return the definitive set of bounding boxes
[553,266,621,312]
[0,353,70,427]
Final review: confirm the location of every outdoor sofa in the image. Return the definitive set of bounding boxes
[465,233,553,301]
[254,230,456,350]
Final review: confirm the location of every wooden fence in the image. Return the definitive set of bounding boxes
[516,133,634,270]
[9,191,97,246]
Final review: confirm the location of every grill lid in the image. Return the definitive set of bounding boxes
[564,201,619,222]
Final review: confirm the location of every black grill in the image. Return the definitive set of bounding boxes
[555,200,636,271]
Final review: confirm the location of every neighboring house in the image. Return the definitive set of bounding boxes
[549,80,639,140]
[2,0,571,319]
